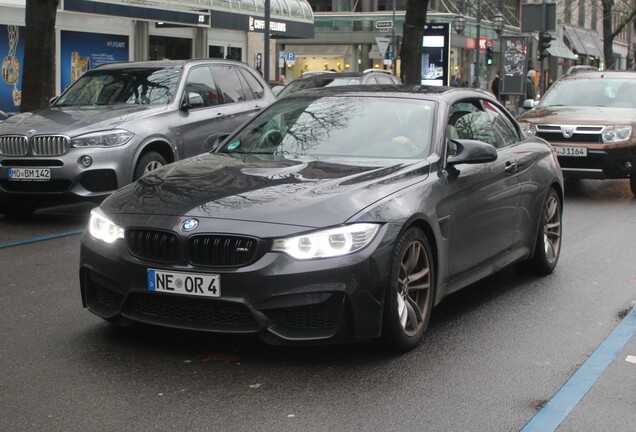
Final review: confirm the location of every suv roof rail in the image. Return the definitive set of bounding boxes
[362,68,393,75]
[564,65,599,75]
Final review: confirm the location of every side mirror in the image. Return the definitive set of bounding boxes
[523,99,536,109]
[181,92,204,110]
[447,139,498,166]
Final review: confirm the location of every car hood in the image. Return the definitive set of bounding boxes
[102,153,430,228]
[0,104,166,136]
[519,106,636,125]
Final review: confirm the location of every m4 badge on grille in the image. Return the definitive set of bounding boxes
[181,219,199,232]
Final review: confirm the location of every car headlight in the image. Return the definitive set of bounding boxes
[89,208,124,244]
[271,223,381,260]
[602,125,632,143]
[519,122,536,137]
[72,129,134,147]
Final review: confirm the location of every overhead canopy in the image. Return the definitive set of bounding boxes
[547,37,577,60]
[563,25,604,59]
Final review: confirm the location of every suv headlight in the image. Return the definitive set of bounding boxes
[89,208,124,244]
[271,223,380,260]
[72,129,134,147]
[602,125,632,143]
[519,122,536,137]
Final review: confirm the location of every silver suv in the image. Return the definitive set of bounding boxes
[0,59,275,216]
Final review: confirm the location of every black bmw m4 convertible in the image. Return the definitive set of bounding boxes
[80,86,563,351]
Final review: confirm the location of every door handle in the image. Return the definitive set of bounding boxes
[504,162,518,174]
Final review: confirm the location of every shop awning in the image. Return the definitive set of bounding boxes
[563,25,604,60]
[546,37,578,60]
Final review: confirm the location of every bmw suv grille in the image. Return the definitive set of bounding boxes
[0,135,69,156]
[0,136,28,156]
[31,135,69,156]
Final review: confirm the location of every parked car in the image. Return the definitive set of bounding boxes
[0,59,275,217]
[276,69,400,99]
[80,86,563,351]
[518,70,636,194]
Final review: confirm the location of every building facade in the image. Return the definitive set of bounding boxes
[0,0,314,114]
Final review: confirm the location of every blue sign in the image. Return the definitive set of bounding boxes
[286,52,296,62]
[279,51,285,61]
[60,30,129,92]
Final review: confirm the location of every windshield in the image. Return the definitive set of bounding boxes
[221,96,435,159]
[55,67,181,106]
[277,77,363,98]
[540,77,636,108]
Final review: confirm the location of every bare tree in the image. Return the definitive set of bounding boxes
[400,0,429,84]
[601,0,636,68]
[21,0,58,112]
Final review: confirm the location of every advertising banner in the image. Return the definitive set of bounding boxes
[0,24,25,115]
[421,23,450,87]
[60,30,129,91]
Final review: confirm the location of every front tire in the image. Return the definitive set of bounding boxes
[133,151,167,181]
[383,228,435,351]
[630,176,636,195]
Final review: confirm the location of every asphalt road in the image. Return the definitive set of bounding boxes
[1,178,635,432]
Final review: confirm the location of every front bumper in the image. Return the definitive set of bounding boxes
[0,144,136,200]
[557,148,635,179]
[79,224,399,345]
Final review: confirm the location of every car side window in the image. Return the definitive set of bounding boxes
[446,100,481,156]
[238,68,265,99]
[211,65,247,104]
[480,100,521,148]
[184,66,221,107]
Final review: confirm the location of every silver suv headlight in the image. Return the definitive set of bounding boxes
[519,122,536,138]
[89,208,124,244]
[602,125,632,143]
[271,224,381,260]
[72,129,134,147]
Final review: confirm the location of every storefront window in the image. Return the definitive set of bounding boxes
[228,47,242,61]
[209,45,224,58]
[149,36,192,60]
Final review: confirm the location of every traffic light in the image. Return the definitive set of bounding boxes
[486,46,494,65]
[540,32,556,58]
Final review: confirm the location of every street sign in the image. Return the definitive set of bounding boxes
[375,20,393,30]
[375,37,391,59]
[286,51,296,65]
[279,51,285,61]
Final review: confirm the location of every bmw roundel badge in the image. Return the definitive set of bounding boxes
[181,219,199,232]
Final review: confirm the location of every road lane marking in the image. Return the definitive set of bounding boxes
[0,229,84,249]
[521,305,636,432]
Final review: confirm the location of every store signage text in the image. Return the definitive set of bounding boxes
[249,17,287,33]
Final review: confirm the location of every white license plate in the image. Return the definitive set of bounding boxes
[8,167,51,181]
[147,269,221,298]
[555,146,587,157]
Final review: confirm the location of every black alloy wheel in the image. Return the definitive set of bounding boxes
[520,188,562,274]
[383,227,435,351]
